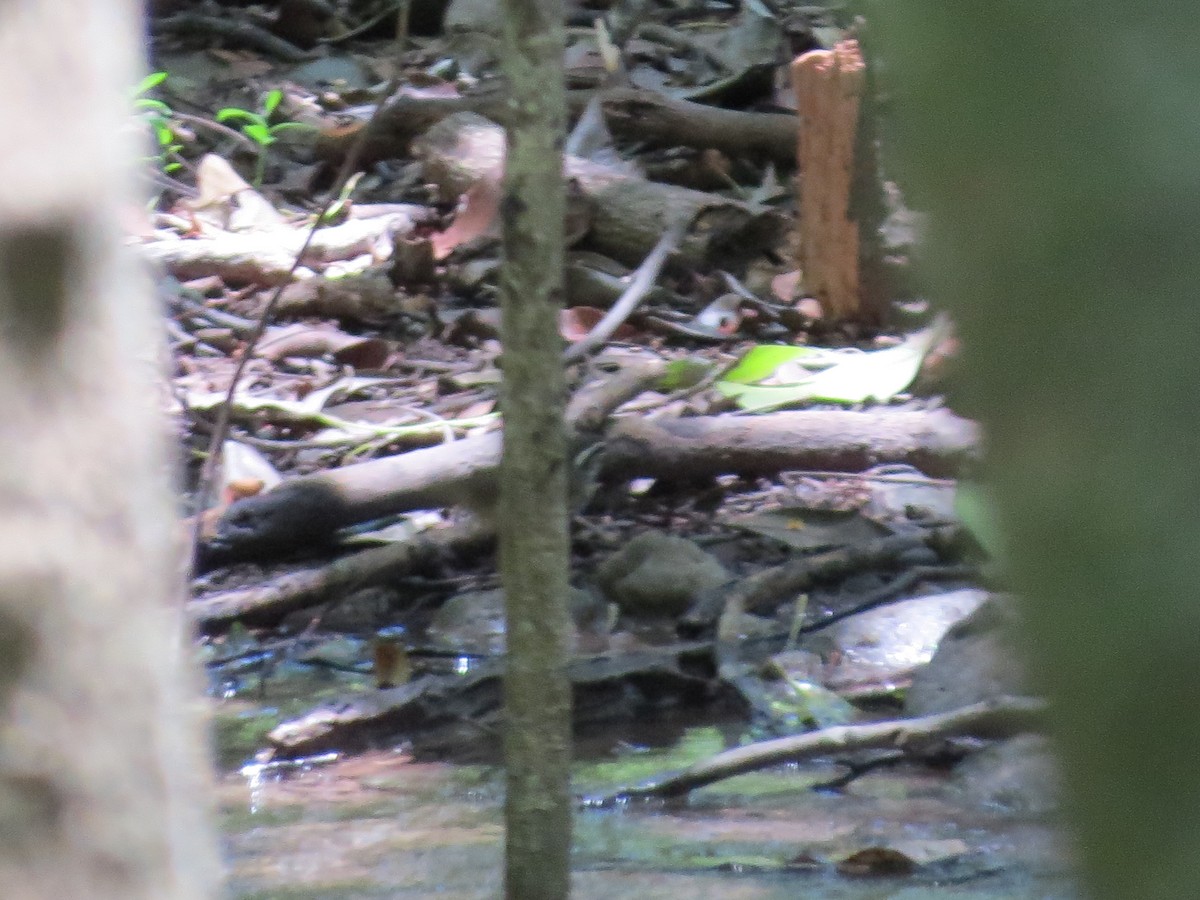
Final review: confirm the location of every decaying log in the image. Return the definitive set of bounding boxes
[203,355,668,563]
[792,39,887,324]
[205,406,976,565]
[599,87,798,168]
[414,112,784,269]
[603,409,980,481]
[315,86,798,169]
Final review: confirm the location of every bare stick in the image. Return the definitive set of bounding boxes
[562,215,689,363]
[586,695,1048,805]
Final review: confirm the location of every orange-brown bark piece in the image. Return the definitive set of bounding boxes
[792,40,885,324]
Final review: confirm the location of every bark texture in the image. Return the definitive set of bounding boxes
[497,0,573,897]
[0,3,218,898]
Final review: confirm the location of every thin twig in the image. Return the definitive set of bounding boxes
[561,215,690,363]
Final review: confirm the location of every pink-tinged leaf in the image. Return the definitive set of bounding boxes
[771,269,802,302]
[430,177,501,260]
[559,306,638,343]
[456,399,498,419]
[796,296,824,320]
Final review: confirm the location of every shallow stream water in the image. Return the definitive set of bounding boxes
[219,720,1076,899]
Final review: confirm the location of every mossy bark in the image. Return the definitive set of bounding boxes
[497,0,573,897]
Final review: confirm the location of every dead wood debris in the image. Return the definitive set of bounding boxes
[587,696,1048,804]
[414,112,784,270]
[315,85,798,169]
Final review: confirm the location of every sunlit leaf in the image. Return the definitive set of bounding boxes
[216,107,259,125]
[135,71,168,94]
[717,320,948,411]
[136,97,172,115]
[263,89,283,117]
[723,344,819,384]
[243,123,274,146]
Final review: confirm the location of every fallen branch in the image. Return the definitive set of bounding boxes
[603,408,980,481]
[685,528,962,629]
[189,520,493,630]
[600,87,798,167]
[203,353,667,564]
[315,85,798,169]
[586,695,1048,804]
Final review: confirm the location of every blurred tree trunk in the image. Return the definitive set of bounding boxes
[497,0,572,897]
[0,2,219,898]
[876,6,1200,898]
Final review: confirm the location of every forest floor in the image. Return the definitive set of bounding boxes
[139,2,1070,895]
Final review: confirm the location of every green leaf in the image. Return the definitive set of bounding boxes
[792,327,936,404]
[243,123,275,146]
[153,122,174,146]
[262,89,283,117]
[135,71,168,94]
[658,358,712,392]
[723,344,818,384]
[714,382,814,412]
[268,121,316,135]
[135,98,172,115]
[216,108,260,126]
[717,320,948,411]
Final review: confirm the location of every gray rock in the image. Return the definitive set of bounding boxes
[955,733,1062,816]
[427,586,610,654]
[594,531,730,617]
[905,595,1030,717]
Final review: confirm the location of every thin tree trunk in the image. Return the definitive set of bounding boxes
[497,0,573,897]
[0,2,218,897]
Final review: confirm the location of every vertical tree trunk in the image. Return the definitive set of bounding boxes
[497,0,573,897]
[0,2,218,899]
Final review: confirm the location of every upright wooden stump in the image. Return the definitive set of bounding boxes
[792,39,887,326]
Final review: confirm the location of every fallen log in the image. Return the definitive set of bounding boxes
[315,86,798,169]
[600,87,798,168]
[603,408,980,480]
[414,112,785,269]
[203,430,502,565]
[202,355,666,564]
[204,407,977,565]
[189,520,493,630]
